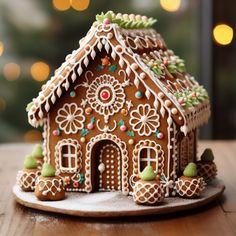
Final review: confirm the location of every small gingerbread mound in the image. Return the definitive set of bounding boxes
[197,149,217,182]
[133,166,164,205]
[175,163,206,198]
[35,163,65,201]
[17,155,40,192]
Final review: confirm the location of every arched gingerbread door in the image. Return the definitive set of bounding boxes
[91,140,122,192]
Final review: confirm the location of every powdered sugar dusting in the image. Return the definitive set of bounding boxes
[12,180,224,217]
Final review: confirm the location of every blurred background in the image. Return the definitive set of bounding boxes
[0,0,235,142]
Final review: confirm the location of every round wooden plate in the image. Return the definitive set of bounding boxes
[13,179,225,217]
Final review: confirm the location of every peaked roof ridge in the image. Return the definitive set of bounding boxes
[27,20,210,135]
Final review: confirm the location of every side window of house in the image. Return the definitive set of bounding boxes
[180,136,189,171]
[139,147,158,173]
[60,143,77,171]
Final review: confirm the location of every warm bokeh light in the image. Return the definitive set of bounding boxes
[0,41,4,56]
[213,24,234,46]
[0,97,6,112]
[3,63,21,81]
[30,61,50,82]
[53,0,70,11]
[71,0,90,11]
[24,130,42,142]
[160,0,181,12]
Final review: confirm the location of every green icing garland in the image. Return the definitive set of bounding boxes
[42,163,56,177]
[174,85,209,109]
[96,11,157,29]
[24,155,38,169]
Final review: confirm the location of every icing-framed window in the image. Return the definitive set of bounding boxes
[138,147,158,173]
[133,140,165,176]
[55,139,82,173]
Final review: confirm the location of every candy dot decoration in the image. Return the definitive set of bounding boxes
[103,18,111,25]
[52,128,61,136]
[120,125,127,132]
[87,123,94,130]
[80,137,86,143]
[70,91,76,98]
[128,139,134,145]
[135,91,142,99]
[85,107,92,115]
[121,108,128,116]
[157,132,164,139]
[101,90,110,100]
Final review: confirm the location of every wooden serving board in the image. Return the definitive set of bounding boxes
[13,179,225,217]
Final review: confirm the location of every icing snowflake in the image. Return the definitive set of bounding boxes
[129,104,160,136]
[56,103,85,134]
[86,74,125,123]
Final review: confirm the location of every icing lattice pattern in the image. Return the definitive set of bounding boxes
[133,181,164,204]
[36,177,64,196]
[197,162,217,182]
[17,170,40,191]
[175,177,206,198]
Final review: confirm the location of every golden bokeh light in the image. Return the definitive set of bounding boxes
[71,0,90,11]
[30,61,50,82]
[24,130,42,142]
[213,24,234,46]
[0,97,6,112]
[0,41,4,56]
[3,63,21,81]
[53,0,71,11]
[160,0,181,12]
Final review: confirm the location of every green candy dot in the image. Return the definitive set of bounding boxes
[42,163,56,177]
[201,148,214,162]
[183,162,197,177]
[32,144,43,158]
[24,154,38,169]
[140,165,157,181]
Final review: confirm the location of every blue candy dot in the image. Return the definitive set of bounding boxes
[70,91,76,97]
[135,91,142,99]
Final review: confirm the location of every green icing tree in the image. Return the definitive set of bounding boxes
[42,163,56,177]
[201,148,214,162]
[24,154,38,169]
[140,165,157,181]
[32,144,43,158]
[183,162,197,177]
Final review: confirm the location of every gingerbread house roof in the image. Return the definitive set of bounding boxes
[27,11,210,135]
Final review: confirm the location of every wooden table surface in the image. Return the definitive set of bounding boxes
[0,141,235,236]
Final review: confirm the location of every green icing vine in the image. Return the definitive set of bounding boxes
[79,173,85,184]
[126,130,135,137]
[174,85,209,109]
[108,64,117,72]
[167,56,186,73]
[143,58,164,77]
[80,128,89,137]
[118,119,125,126]
[96,65,104,71]
[96,11,157,29]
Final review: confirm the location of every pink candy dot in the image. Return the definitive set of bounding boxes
[87,123,94,130]
[103,18,110,25]
[53,130,58,136]
[157,132,164,139]
[120,125,127,131]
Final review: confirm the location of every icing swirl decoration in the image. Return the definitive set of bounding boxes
[129,104,160,136]
[86,74,125,123]
[56,103,85,134]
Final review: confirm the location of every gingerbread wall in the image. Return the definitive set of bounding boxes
[46,49,176,194]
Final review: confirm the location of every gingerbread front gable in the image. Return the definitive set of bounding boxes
[27,12,211,195]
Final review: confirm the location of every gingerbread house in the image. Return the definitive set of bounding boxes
[27,11,210,197]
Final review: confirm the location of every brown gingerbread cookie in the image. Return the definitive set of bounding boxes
[175,163,206,198]
[17,155,40,192]
[35,163,65,201]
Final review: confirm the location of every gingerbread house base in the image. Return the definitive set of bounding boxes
[13,179,225,217]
